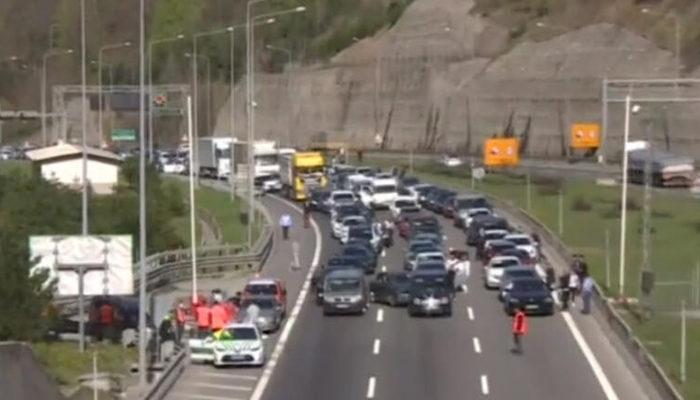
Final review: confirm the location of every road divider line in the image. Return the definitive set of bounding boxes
[480,375,489,395]
[196,372,257,380]
[367,376,377,399]
[249,196,323,400]
[473,337,481,354]
[467,306,474,320]
[376,308,384,323]
[373,338,381,355]
[381,249,386,257]
[193,382,251,391]
[381,265,387,273]
[561,311,620,400]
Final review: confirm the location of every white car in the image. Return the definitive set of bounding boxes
[161,161,185,174]
[389,197,420,219]
[261,177,282,192]
[188,323,265,367]
[483,256,521,289]
[329,190,356,208]
[458,207,492,229]
[440,155,464,168]
[337,215,368,242]
[504,233,539,260]
[360,178,399,209]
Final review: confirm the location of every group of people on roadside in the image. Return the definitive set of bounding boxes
[555,255,595,314]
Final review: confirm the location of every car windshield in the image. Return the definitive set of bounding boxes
[456,198,489,209]
[256,154,278,166]
[513,280,546,292]
[327,278,361,292]
[416,262,445,271]
[225,327,259,340]
[350,229,372,240]
[246,284,278,295]
[374,185,396,193]
[242,298,278,309]
[410,244,437,253]
[344,218,364,226]
[491,259,520,269]
[400,207,421,215]
[343,247,366,256]
[484,232,506,240]
[411,275,448,289]
[390,274,410,284]
[414,186,433,194]
[508,237,531,245]
[506,270,536,279]
[334,193,354,201]
[396,200,415,208]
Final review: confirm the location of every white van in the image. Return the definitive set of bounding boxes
[360,178,399,209]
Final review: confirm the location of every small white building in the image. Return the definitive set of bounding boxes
[26,143,123,195]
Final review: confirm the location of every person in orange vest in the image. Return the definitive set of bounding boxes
[223,300,239,324]
[98,301,115,343]
[511,306,529,354]
[195,299,212,338]
[210,300,229,332]
[175,302,187,344]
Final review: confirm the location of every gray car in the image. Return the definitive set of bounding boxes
[238,296,284,333]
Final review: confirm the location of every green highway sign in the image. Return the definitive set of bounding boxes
[111,128,136,142]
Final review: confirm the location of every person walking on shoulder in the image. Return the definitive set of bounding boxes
[511,306,528,354]
[581,274,595,314]
[279,213,293,240]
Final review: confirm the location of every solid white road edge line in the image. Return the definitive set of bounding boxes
[192,383,251,391]
[467,306,474,320]
[373,338,381,355]
[480,375,489,395]
[249,196,323,400]
[376,308,384,323]
[561,311,620,400]
[172,393,243,400]
[367,376,377,399]
[473,337,481,354]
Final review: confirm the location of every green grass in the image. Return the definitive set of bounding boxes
[0,160,31,177]
[360,157,700,397]
[32,342,137,388]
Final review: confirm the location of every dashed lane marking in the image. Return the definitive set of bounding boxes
[376,308,384,323]
[367,376,377,399]
[381,265,387,273]
[373,338,381,355]
[473,337,482,354]
[249,196,323,400]
[480,375,489,395]
[467,306,474,320]
[192,383,251,391]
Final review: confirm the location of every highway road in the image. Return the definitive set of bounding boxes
[162,180,661,400]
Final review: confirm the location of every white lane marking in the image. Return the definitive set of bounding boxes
[367,376,377,399]
[467,306,474,320]
[249,196,323,400]
[381,265,387,273]
[172,393,243,400]
[463,284,468,294]
[381,248,386,257]
[192,382,251,391]
[561,311,620,400]
[194,372,257,381]
[442,235,447,240]
[376,308,384,323]
[480,375,489,395]
[473,337,482,354]
[373,338,381,355]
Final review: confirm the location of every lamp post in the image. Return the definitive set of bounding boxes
[185,52,211,185]
[137,0,148,388]
[99,41,132,145]
[247,2,306,247]
[265,44,292,147]
[148,34,185,160]
[41,48,73,146]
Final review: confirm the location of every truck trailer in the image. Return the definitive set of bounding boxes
[197,137,233,179]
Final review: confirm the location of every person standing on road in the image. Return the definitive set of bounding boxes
[559,272,570,310]
[303,200,311,228]
[279,213,293,240]
[511,306,528,354]
[581,274,595,314]
[175,302,187,344]
[210,300,228,333]
[195,300,211,338]
[568,271,580,304]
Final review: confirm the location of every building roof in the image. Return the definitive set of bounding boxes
[25,143,122,163]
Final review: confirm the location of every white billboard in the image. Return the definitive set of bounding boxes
[29,235,133,296]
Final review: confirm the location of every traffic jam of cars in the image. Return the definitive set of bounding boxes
[311,163,555,318]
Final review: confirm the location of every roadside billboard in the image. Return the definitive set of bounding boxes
[29,235,133,296]
[483,138,520,167]
[571,123,601,149]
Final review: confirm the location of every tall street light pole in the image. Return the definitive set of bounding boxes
[99,41,131,146]
[186,51,211,186]
[148,34,185,160]
[247,2,307,247]
[137,0,148,388]
[41,49,73,146]
[265,44,292,146]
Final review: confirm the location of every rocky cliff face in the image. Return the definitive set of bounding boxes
[213,0,699,160]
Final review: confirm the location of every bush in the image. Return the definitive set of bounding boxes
[571,196,592,212]
[534,176,563,196]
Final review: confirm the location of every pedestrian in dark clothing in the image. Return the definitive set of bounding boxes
[545,266,556,291]
[559,273,570,310]
[159,314,175,343]
[303,201,311,228]
[581,275,595,314]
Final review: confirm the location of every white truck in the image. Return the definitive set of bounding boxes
[197,137,233,179]
[232,140,282,189]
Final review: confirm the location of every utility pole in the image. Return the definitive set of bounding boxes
[680,300,687,383]
[605,228,611,289]
[558,186,564,236]
[641,120,653,305]
[137,0,148,387]
[78,0,88,354]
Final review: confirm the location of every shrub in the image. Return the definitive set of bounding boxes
[534,176,563,196]
[571,196,592,212]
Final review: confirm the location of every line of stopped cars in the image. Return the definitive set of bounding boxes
[309,163,555,318]
[311,165,554,316]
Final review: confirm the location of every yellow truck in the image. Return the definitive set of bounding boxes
[280,151,327,201]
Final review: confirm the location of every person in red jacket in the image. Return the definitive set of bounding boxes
[175,302,187,344]
[210,300,229,332]
[511,306,528,354]
[195,300,211,338]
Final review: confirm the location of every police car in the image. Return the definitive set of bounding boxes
[188,323,265,367]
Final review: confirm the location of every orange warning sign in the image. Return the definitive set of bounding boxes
[571,123,600,149]
[483,138,520,167]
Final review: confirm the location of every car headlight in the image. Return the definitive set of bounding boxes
[413,298,421,305]
[440,297,450,304]
[349,295,363,303]
[257,316,270,324]
[509,298,520,303]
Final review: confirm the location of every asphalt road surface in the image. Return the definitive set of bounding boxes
[162,182,660,400]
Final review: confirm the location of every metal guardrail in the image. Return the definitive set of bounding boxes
[480,194,684,400]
